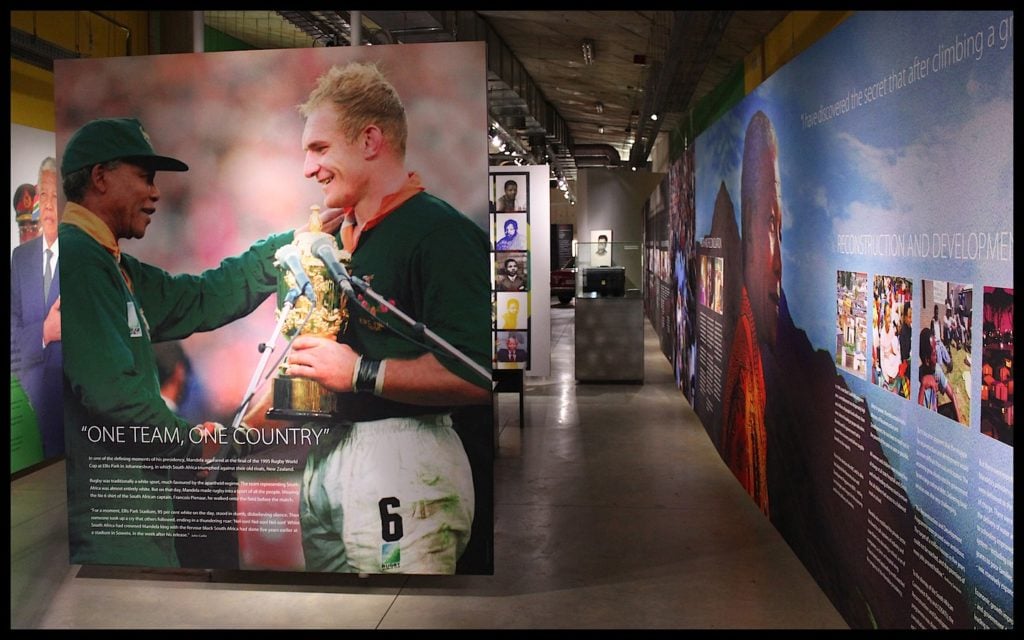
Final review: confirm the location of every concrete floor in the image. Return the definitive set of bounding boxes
[10,303,848,629]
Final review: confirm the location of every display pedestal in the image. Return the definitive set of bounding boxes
[574,295,644,383]
[493,369,525,431]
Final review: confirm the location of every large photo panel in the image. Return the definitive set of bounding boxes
[10,124,62,474]
[54,41,494,575]
[694,11,1012,629]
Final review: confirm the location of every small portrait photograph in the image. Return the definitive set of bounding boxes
[495,330,529,368]
[698,254,709,307]
[872,274,913,399]
[496,291,529,330]
[590,229,612,267]
[494,213,528,251]
[698,254,722,313]
[835,270,869,378]
[494,251,528,292]
[710,256,723,314]
[980,286,1012,446]
[492,173,527,213]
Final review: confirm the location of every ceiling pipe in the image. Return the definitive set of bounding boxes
[10,27,79,71]
[193,11,204,52]
[629,10,732,167]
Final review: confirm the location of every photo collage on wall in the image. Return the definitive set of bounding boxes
[835,270,869,378]
[872,274,914,399]
[917,279,973,429]
[491,172,530,369]
[843,273,986,432]
[980,286,1013,446]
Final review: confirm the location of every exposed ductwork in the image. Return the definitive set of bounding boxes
[277,10,393,46]
[268,10,769,176]
[572,144,621,168]
[279,10,580,177]
[10,27,81,71]
[629,11,733,167]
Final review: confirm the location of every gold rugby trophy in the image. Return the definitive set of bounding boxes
[269,205,351,419]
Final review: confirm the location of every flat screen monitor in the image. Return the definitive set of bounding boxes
[583,266,626,297]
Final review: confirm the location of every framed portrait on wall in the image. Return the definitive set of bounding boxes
[491,173,528,213]
[495,330,528,369]
[494,212,528,251]
[494,251,527,292]
[591,229,612,267]
[496,291,529,330]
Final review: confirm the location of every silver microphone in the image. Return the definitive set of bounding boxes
[274,244,316,304]
[310,235,356,297]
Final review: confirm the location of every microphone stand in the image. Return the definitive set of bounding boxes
[205,291,300,481]
[232,294,297,431]
[344,274,492,385]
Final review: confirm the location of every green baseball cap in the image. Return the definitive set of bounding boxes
[61,117,189,175]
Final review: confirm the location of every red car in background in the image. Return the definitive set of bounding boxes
[551,257,576,305]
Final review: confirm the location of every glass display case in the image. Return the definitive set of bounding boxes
[573,240,644,382]
[573,241,643,299]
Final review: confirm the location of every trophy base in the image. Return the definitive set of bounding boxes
[269,374,337,421]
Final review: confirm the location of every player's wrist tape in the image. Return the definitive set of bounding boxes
[374,359,387,396]
[351,355,363,391]
[354,356,384,395]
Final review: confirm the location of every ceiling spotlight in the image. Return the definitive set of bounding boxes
[581,39,595,65]
[595,101,604,114]
[598,125,605,134]
[650,113,659,121]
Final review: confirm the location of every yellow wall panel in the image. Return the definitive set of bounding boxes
[10,12,151,130]
[11,11,149,59]
[762,17,795,81]
[745,11,852,93]
[10,60,55,131]
[744,45,765,95]
[786,11,851,70]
